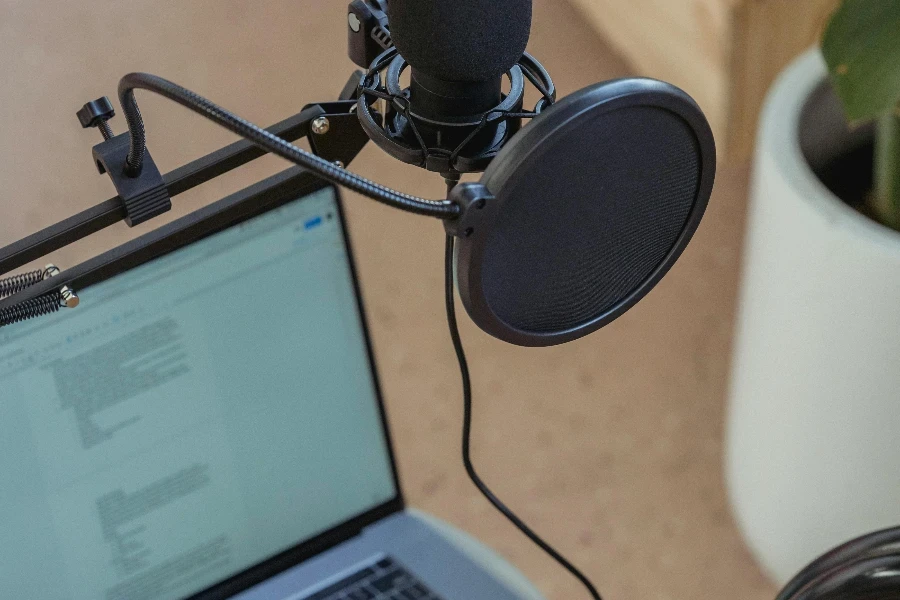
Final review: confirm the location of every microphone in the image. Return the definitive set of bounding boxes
[389,0,532,121]
[354,0,717,346]
[357,0,543,174]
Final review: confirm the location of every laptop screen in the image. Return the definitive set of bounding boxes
[0,186,399,600]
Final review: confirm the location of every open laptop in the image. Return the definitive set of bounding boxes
[0,177,525,600]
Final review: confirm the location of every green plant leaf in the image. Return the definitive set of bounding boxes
[822,0,900,123]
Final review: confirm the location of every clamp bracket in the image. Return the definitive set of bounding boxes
[93,134,171,227]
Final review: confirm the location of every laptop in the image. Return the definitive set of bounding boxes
[0,175,527,600]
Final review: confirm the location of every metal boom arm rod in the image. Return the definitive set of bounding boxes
[0,102,345,279]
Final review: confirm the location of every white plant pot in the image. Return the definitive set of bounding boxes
[726,49,900,585]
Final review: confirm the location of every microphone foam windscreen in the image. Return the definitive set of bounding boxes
[389,0,533,82]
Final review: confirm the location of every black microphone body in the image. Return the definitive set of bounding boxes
[387,0,533,160]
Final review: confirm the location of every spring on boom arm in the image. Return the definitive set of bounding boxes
[0,265,77,328]
[0,292,64,326]
[0,269,46,298]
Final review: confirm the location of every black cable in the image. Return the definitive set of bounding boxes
[444,226,900,600]
[116,73,459,219]
[444,234,603,600]
[776,526,900,600]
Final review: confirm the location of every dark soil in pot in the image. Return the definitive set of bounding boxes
[799,80,874,213]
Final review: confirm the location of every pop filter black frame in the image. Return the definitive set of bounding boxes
[454,78,717,347]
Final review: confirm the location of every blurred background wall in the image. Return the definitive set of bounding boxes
[569,0,840,161]
[0,1,774,598]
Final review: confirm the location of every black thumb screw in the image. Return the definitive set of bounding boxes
[96,120,114,141]
[77,97,116,141]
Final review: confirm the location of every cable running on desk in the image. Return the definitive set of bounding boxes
[443,234,603,600]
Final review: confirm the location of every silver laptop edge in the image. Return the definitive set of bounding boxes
[0,182,523,600]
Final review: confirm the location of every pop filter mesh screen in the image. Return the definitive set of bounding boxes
[481,106,701,334]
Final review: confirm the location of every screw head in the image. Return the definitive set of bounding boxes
[348,12,362,33]
[60,286,79,309]
[311,117,331,136]
[42,264,61,279]
[334,161,345,168]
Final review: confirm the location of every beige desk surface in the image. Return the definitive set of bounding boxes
[0,1,773,598]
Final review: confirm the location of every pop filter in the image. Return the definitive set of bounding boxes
[450,78,717,347]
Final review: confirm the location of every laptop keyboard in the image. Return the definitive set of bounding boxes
[300,557,444,600]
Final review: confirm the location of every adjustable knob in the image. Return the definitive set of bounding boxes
[77,97,116,140]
